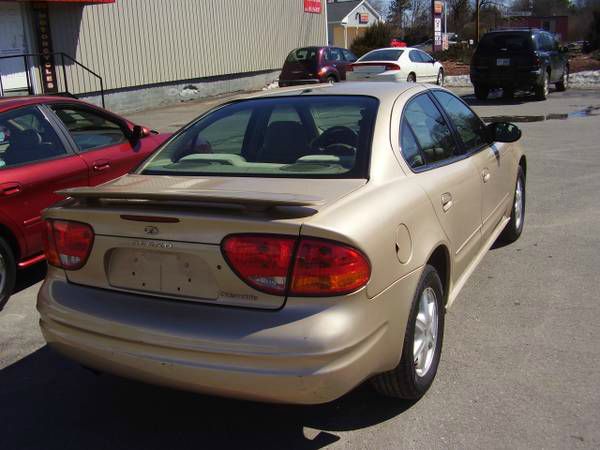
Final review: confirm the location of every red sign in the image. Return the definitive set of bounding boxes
[304,0,321,14]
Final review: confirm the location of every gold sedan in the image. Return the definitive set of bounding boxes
[38,82,526,404]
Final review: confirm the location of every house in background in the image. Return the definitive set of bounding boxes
[499,15,569,42]
[327,0,382,49]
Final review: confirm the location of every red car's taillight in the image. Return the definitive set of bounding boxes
[346,64,354,72]
[43,220,94,270]
[221,234,370,297]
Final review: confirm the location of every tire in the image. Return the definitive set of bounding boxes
[436,69,444,86]
[371,264,445,399]
[535,70,549,100]
[407,73,416,83]
[474,84,489,100]
[0,237,16,310]
[326,75,337,84]
[555,66,569,92]
[499,166,526,244]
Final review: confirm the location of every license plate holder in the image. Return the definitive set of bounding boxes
[496,58,510,66]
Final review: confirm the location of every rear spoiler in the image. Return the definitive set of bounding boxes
[58,187,325,211]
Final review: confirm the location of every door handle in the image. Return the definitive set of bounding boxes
[482,169,491,183]
[92,160,111,172]
[441,192,453,212]
[0,182,23,197]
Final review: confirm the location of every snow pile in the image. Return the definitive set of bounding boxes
[569,70,600,88]
[444,75,471,87]
[445,70,600,88]
[263,80,280,90]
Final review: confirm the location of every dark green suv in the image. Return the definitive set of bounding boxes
[470,28,569,100]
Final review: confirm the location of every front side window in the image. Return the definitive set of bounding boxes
[51,105,128,151]
[432,91,487,151]
[419,51,434,63]
[0,106,67,169]
[342,49,357,62]
[403,94,458,165]
[140,96,378,178]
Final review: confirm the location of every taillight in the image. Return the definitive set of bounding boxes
[346,64,354,72]
[221,234,370,297]
[290,238,370,296]
[221,235,296,295]
[385,63,401,71]
[43,220,94,270]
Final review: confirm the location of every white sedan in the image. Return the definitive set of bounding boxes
[347,47,445,85]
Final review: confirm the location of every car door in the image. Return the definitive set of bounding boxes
[418,50,438,80]
[407,50,422,80]
[431,90,514,242]
[48,104,151,185]
[0,105,88,257]
[400,93,482,279]
[326,47,346,80]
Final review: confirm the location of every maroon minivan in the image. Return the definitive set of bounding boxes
[279,46,357,87]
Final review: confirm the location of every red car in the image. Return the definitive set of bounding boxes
[278,46,357,86]
[0,96,168,307]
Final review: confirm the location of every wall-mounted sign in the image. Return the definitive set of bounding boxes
[304,0,322,14]
[432,1,443,52]
[359,13,369,24]
[32,3,58,93]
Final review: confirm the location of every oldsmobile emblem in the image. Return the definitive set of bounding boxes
[144,225,159,235]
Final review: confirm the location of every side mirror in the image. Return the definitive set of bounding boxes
[129,124,150,143]
[487,122,522,143]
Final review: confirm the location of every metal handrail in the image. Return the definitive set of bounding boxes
[0,52,105,108]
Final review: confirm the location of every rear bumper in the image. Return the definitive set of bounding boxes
[37,269,419,404]
[470,68,542,88]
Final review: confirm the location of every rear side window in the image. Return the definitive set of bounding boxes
[0,106,67,169]
[432,91,487,151]
[141,96,378,178]
[326,48,344,61]
[51,106,127,151]
[285,48,318,63]
[400,119,425,169]
[359,49,403,62]
[403,94,458,165]
[478,33,533,52]
[409,51,422,62]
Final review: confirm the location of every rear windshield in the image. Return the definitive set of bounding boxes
[140,96,378,178]
[359,49,404,62]
[285,47,319,63]
[477,32,533,52]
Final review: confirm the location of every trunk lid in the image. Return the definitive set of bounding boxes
[47,174,365,309]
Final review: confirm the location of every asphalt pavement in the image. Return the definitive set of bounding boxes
[1,86,599,450]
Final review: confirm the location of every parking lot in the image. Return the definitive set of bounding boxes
[1,86,599,449]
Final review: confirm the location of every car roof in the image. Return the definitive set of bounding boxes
[364,47,416,52]
[0,95,89,114]
[245,81,428,107]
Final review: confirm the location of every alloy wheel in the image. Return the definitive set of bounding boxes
[514,177,524,230]
[543,73,549,97]
[414,287,439,377]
